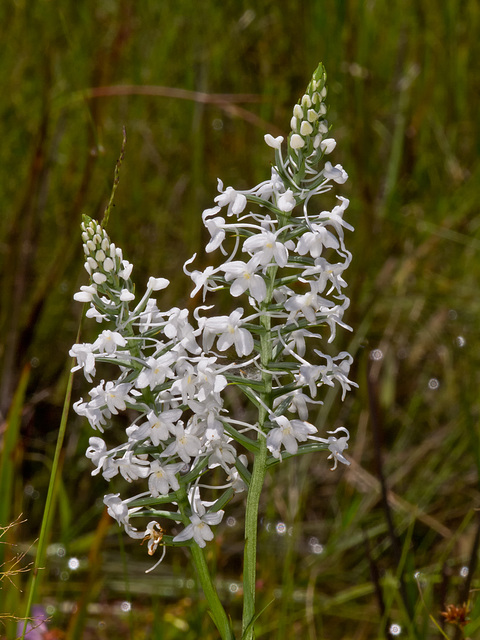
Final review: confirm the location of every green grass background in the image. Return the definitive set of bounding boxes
[0,1,479,638]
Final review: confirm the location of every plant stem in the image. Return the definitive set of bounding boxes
[176,486,233,639]
[242,265,276,639]
[20,340,78,639]
[189,542,234,640]
[242,436,268,639]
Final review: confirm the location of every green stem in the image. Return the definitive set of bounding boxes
[189,543,234,640]
[242,265,276,639]
[242,436,268,639]
[176,486,233,639]
[20,326,79,639]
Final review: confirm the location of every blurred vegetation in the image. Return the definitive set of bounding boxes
[1,0,479,638]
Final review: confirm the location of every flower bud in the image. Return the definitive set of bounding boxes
[293,104,303,119]
[264,134,284,149]
[301,94,312,109]
[320,138,336,154]
[290,134,305,149]
[300,121,313,136]
[93,272,107,285]
[148,277,170,291]
[103,257,114,272]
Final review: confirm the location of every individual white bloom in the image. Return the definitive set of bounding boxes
[283,329,308,357]
[118,260,133,280]
[202,206,223,224]
[312,427,350,470]
[203,216,227,253]
[318,196,354,234]
[195,356,228,401]
[188,264,220,299]
[255,168,285,201]
[206,439,237,472]
[171,361,197,401]
[202,308,254,357]
[138,298,163,333]
[73,285,97,303]
[164,307,201,354]
[325,427,350,469]
[276,189,296,212]
[136,408,182,445]
[214,186,247,216]
[274,390,317,421]
[323,161,348,184]
[264,134,284,149]
[93,330,127,354]
[116,451,151,483]
[222,259,267,302]
[243,230,289,267]
[120,289,135,302]
[284,291,333,323]
[290,133,305,149]
[136,354,175,390]
[296,225,339,258]
[73,398,107,431]
[85,306,107,323]
[320,138,336,154]
[90,380,135,416]
[296,363,333,398]
[69,343,96,382]
[318,351,356,400]
[322,302,352,343]
[148,276,169,291]
[188,398,225,440]
[148,461,183,497]
[173,501,224,548]
[301,257,349,296]
[161,423,202,463]
[201,205,222,221]
[104,493,130,526]
[85,436,113,476]
[266,416,317,459]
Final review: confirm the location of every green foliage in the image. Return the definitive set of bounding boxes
[1,0,479,638]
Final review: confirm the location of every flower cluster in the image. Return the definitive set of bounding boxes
[70,64,356,567]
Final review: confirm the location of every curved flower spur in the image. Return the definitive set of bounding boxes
[70,63,356,636]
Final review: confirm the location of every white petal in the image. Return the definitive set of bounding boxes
[264,134,284,149]
[320,138,336,154]
[120,289,135,301]
[290,134,305,149]
[148,277,169,291]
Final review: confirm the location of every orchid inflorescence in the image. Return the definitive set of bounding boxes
[70,63,356,570]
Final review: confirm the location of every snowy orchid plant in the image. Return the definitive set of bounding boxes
[70,63,355,639]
